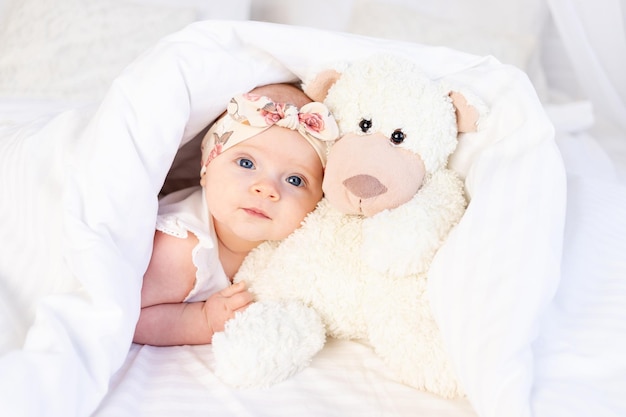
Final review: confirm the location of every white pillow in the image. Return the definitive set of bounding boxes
[348,0,549,100]
[250,0,353,31]
[0,0,198,101]
[0,0,10,24]
[131,0,250,21]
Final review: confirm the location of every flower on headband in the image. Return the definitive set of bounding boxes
[260,102,290,125]
[228,94,338,142]
[299,112,325,134]
[200,130,232,175]
[205,142,223,166]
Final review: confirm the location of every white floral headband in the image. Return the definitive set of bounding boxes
[201,93,339,175]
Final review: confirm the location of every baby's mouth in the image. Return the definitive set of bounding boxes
[243,207,270,219]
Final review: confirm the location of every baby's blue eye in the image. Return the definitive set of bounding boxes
[237,158,254,169]
[286,175,304,187]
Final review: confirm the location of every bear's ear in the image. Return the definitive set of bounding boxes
[303,69,341,102]
[449,91,479,133]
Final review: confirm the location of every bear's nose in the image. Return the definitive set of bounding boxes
[342,174,387,199]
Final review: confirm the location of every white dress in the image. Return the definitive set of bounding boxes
[155,186,230,302]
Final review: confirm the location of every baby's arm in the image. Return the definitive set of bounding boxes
[133,230,253,346]
[134,283,252,345]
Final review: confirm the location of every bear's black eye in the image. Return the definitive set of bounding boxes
[359,119,372,133]
[390,129,405,145]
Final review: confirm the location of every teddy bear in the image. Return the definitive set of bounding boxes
[211,54,486,398]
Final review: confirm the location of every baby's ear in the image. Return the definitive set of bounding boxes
[303,69,341,102]
[449,91,479,133]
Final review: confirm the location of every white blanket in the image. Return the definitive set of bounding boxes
[0,20,624,417]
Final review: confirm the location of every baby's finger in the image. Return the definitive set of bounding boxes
[233,303,250,314]
[228,290,254,311]
[220,281,247,297]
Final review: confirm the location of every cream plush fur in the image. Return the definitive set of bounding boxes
[212,54,486,398]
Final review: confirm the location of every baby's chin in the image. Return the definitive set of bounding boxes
[230,225,283,247]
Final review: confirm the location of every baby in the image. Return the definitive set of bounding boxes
[133,83,338,346]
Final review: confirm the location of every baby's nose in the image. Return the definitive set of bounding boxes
[252,179,280,200]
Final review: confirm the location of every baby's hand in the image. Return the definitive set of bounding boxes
[204,282,254,339]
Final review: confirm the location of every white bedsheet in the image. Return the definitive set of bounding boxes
[0,20,625,417]
[94,339,477,417]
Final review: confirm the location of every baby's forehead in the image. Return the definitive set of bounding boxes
[244,126,322,162]
[249,83,311,107]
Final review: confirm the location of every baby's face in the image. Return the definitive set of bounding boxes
[203,125,324,246]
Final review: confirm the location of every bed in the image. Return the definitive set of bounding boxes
[0,0,625,416]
